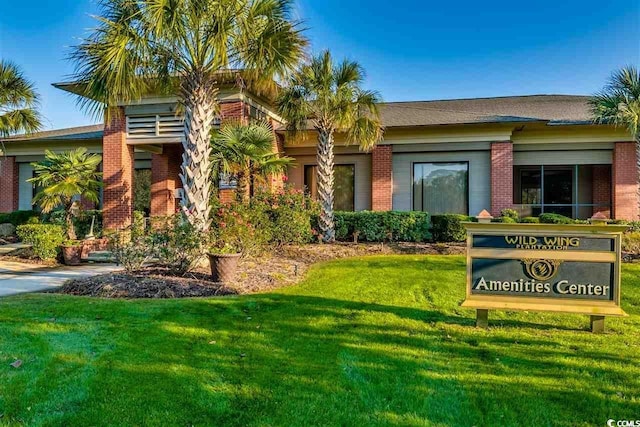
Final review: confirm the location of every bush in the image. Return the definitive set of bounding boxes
[0,210,39,226]
[331,211,431,242]
[431,214,472,242]
[210,203,272,255]
[43,209,103,238]
[492,216,517,223]
[108,230,153,272]
[520,216,540,223]
[501,209,519,220]
[149,215,206,274]
[16,224,65,260]
[623,232,640,254]
[539,213,574,224]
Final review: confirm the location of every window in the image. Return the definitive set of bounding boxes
[304,165,355,211]
[413,162,468,214]
[514,165,612,219]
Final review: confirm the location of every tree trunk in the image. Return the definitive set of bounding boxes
[180,73,217,231]
[316,128,335,242]
[637,136,640,220]
[236,171,249,203]
[65,204,77,241]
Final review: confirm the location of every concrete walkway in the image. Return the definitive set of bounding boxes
[0,261,122,297]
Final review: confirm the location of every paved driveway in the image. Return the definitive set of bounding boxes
[0,261,121,297]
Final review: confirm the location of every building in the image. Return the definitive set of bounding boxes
[0,82,637,229]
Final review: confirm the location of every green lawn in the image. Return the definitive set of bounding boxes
[0,255,639,426]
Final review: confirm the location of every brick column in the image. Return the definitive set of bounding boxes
[0,156,18,213]
[592,165,612,218]
[103,108,135,230]
[613,142,639,220]
[490,141,514,217]
[151,145,183,216]
[372,145,393,211]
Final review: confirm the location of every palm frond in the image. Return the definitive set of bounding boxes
[0,60,42,136]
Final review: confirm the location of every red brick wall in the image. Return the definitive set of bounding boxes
[592,165,612,218]
[151,145,183,216]
[0,156,18,213]
[219,189,235,205]
[220,101,249,124]
[371,145,393,211]
[613,141,639,220]
[490,141,514,217]
[102,108,135,230]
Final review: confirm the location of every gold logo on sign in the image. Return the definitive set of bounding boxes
[522,259,563,281]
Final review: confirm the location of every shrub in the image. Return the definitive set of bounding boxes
[108,230,153,272]
[501,208,519,220]
[492,216,517,223]
[520,216,540,224]
[0,210,39,226]
[43,209,103,238]
[623,232,640,254]
[210,203,272,255]
[431,214,472,242]
[149,215,206,274]
[16,224,65,260]
[539,213,574,224]
[330,211,431,242]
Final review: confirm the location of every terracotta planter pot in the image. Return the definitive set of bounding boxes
[61,245,83,266]
[208,253,241,283]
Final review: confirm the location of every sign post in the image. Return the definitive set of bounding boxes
[461,220,627,332]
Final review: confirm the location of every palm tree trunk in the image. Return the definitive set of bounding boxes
[317,128,335,242]
[180,72,217,231]
[65,203,77,241]
[236,171,249,203]
[637,136,640,220]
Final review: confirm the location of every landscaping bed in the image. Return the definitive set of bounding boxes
[57,242,465,298]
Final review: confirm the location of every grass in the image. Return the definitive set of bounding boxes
[0,255,639,426]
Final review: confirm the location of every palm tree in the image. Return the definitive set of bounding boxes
[29,148,102,240]
[211,121,293,202]
[0,60,42,137]
[277,50,383,242]
[69,0,306,230]
[590,66,640,216]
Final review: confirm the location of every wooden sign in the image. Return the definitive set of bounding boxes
[461,222,628,332]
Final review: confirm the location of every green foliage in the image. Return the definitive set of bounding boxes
[134,169,151,213]
[590,66,640,139]
[520,216,540,224]
[16,224,64,260]
[431,214,472,242]
[538,213,574,224]
[0,210,39,226]
[210,204,272,255]
[0,60,42,137]
[148,215,206,274]
[500,209,519,220]
[42,209,103,238]
[623,232,640,254]
[492,216,517,223]
[331,211,431,242]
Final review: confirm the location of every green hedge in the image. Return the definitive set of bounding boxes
[333,211,431,242]
[431,214,473,242]
[16,224,65,260]
[520,216,540,224]
[42,209,103,238]
[0,210,39,226]
[538,213,574,224]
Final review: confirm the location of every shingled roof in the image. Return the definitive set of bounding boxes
[377,95,593,128]
[2,124,104,142]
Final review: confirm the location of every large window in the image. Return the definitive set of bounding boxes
[514,165,611,219]
[413,162,468,214]
[304,164,355,211]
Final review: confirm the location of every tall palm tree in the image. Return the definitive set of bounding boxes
[69,0,306,230]
[590,66,640,216]
[211,121,293,202]
[0,60,42,137]
[277,50,383,242]
[29,148,102,240]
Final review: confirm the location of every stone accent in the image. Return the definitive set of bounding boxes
[102,108,135,230]
[490,141,514,217]
[592,165,612,218]
[371,145,393,211]
[613,141,639,220]
[0,156,18,213]
[151,145,183,216]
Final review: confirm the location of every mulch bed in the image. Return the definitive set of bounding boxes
[57,242,465,299]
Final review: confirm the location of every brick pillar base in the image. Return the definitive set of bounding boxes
[151,145,183,216]
[490,141,514,217]
[0,156,18,213]
[613,142,639,220]
[592,165,612,218]
[372,145,392,211]
[103,108,135,230]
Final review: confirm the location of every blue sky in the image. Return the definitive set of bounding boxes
[1,0,638,130]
